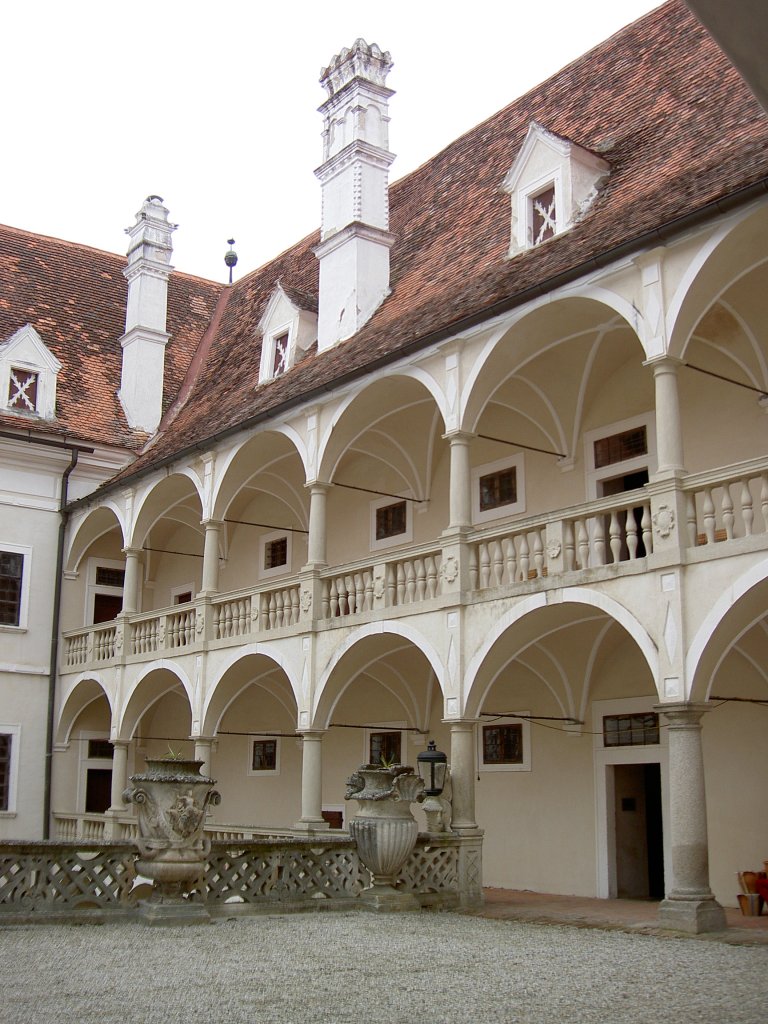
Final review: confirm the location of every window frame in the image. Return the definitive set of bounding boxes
[259,322,294,383]
[85,557,126,626]
[369,495,413,552]
[77,730,114,814]
[0,725,21,815]
[0,543,32,632]
[584,413,656,500]
[170,583,196,605]
[364,723,408,767]
[476,714,532,772]
[258,530,292,580]
[247,735,281,777]
[518,168,563,249]
[471,454,526,525]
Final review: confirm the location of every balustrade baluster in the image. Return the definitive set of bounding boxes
[489,541,503,587]
[328,579,339,617]
[761,473,768,533]
[268,593,277,629]
[592,517,606,567]
[519,533,530,580]
[685,492,697,548]
[468,546,478,590]
[479,543,490,589]
[425,555,438,599]
[259,593,269,630]
[363,570,374,610]
[321,580,331,619]
[386,563,396,606]
[414,559,426,601]
[641,504,652,556]
[625,508,638,560]
[703,488,716,544]
[532,531,544,577]
[337,578,348,616]
[563,521,575,571]
[405,561,416,603]
[609,511,622,564]
[396,563,406,605]
[502,537,517,583]
[275,590,285,627]
[721,483,735,540]
[343,575,354,614]
[741,479,754,536]
[576,519,589,570]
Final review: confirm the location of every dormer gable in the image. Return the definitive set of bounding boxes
[258,283,318,384]
[502,122,610,255]
[0,324,62,420]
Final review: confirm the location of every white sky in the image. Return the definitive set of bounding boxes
[3,0,662,282]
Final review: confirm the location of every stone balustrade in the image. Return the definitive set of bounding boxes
[683,459,768,548]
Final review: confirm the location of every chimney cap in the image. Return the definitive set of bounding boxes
[320,38,393,98]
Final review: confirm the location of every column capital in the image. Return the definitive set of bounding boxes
[121,545,143,558]
[442,429,475,444]
[643,354,684,371]
[297,728,327,740]
[305,480,332,492]
[200,517,224,528]
[654,701,710,727]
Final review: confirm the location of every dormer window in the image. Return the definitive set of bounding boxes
[8,368,39,412]
[0,325,61,420]
[503,122,609,256]
[258,283,318,385]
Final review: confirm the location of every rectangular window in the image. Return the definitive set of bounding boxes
[369,730,402,766]
[272,333,289,377]
[0,551,23,626]
[531,184,556,245]
[8,368,38,411]
[264,537,288,570]
[248,737,280,776]
[594,426,648,469]
[603,713,659,747]
[95,566,126,588]
[482,723,523,765]
[375,500,407,541]
[87,739,114,759]
[479,466,517,513]
[0,734,11,811]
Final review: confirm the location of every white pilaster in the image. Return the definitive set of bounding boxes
[449,721,480,833]
[200,520,223,595]
[121,547,143,614]
[295,730,329,830]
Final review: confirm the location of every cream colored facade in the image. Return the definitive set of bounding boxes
[52,198,768,925]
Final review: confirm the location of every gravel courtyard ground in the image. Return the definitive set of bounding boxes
[2,911,767,1024]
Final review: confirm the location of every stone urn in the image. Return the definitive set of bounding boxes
[345,764,425,910]
[123,757,220,921]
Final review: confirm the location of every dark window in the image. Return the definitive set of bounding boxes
[272,333,289,377]
[264,537,288,570]
[8,368,38,411]
[84,768,112,813]
[369,731,401,766]
[531,185,556,244]
[174,591,193,605]
[479,466,517,512]
[0,551,23,626]
[93,593,123,623]
[87,739,114,759]
[603,713,659,747]
[483,724,523,765]
[322,810,343,829]
[0,734,11,811]
[375,501,407,541]
[594,427,648,469]
[95,566,125,588]
[251,739,277,771]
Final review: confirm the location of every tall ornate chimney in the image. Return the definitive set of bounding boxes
[118,195,176,432]
[315,40,395,351]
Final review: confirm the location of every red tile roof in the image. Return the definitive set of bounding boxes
[0,225,223,449]
[3,2,768,484]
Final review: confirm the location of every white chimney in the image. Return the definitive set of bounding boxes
[118,195,176,432]
[315,40,395,351]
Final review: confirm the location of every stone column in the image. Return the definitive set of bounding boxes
[295,730,329,830]
[121,547,143,614]
[109,740,129,811]
[306,484,330,568]
[656,702,726,933]
[649,356,685,476]
[449,721,480,833]
[446,432,473,530]
[194,737,214,776]
[200,520,223,595]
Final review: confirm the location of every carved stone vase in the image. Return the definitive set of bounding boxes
[123,757,220,921]
[345,764,425,910]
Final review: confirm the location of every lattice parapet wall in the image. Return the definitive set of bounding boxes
[0,834,482,920]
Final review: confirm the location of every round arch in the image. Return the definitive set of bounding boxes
[129,470,205,550]
[202,644,301,735]
[117,661,194,741]
[65,504,126,575]
[56,675,114,745]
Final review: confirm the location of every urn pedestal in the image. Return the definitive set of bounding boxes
[123,757,220,924]
[345,764,425,911]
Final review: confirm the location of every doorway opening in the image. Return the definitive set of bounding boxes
[612,762,664,899]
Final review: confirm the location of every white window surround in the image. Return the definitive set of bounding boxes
[471,453,526,525]
[260,323,293,383]
[171,583,196,604]
[0,324,61,419]
[0,724,21,815]
[502,121,610,256]
[85,557,125,626]
[476,715,531,773]
[258,530,292,580]
[584,412,656,500]
[257,284,318,385]
[247,735,281,777]
[0,543,32,632]
[369,494,413,552]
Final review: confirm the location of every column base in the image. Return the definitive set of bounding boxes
[658,895,727,934]
[137,899,211,927]
[293,818,330,832]
[359,884,420,912]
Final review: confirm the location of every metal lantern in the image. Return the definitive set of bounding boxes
[416,740,447,797]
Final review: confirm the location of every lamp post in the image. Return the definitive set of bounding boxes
[417,740,448,833]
